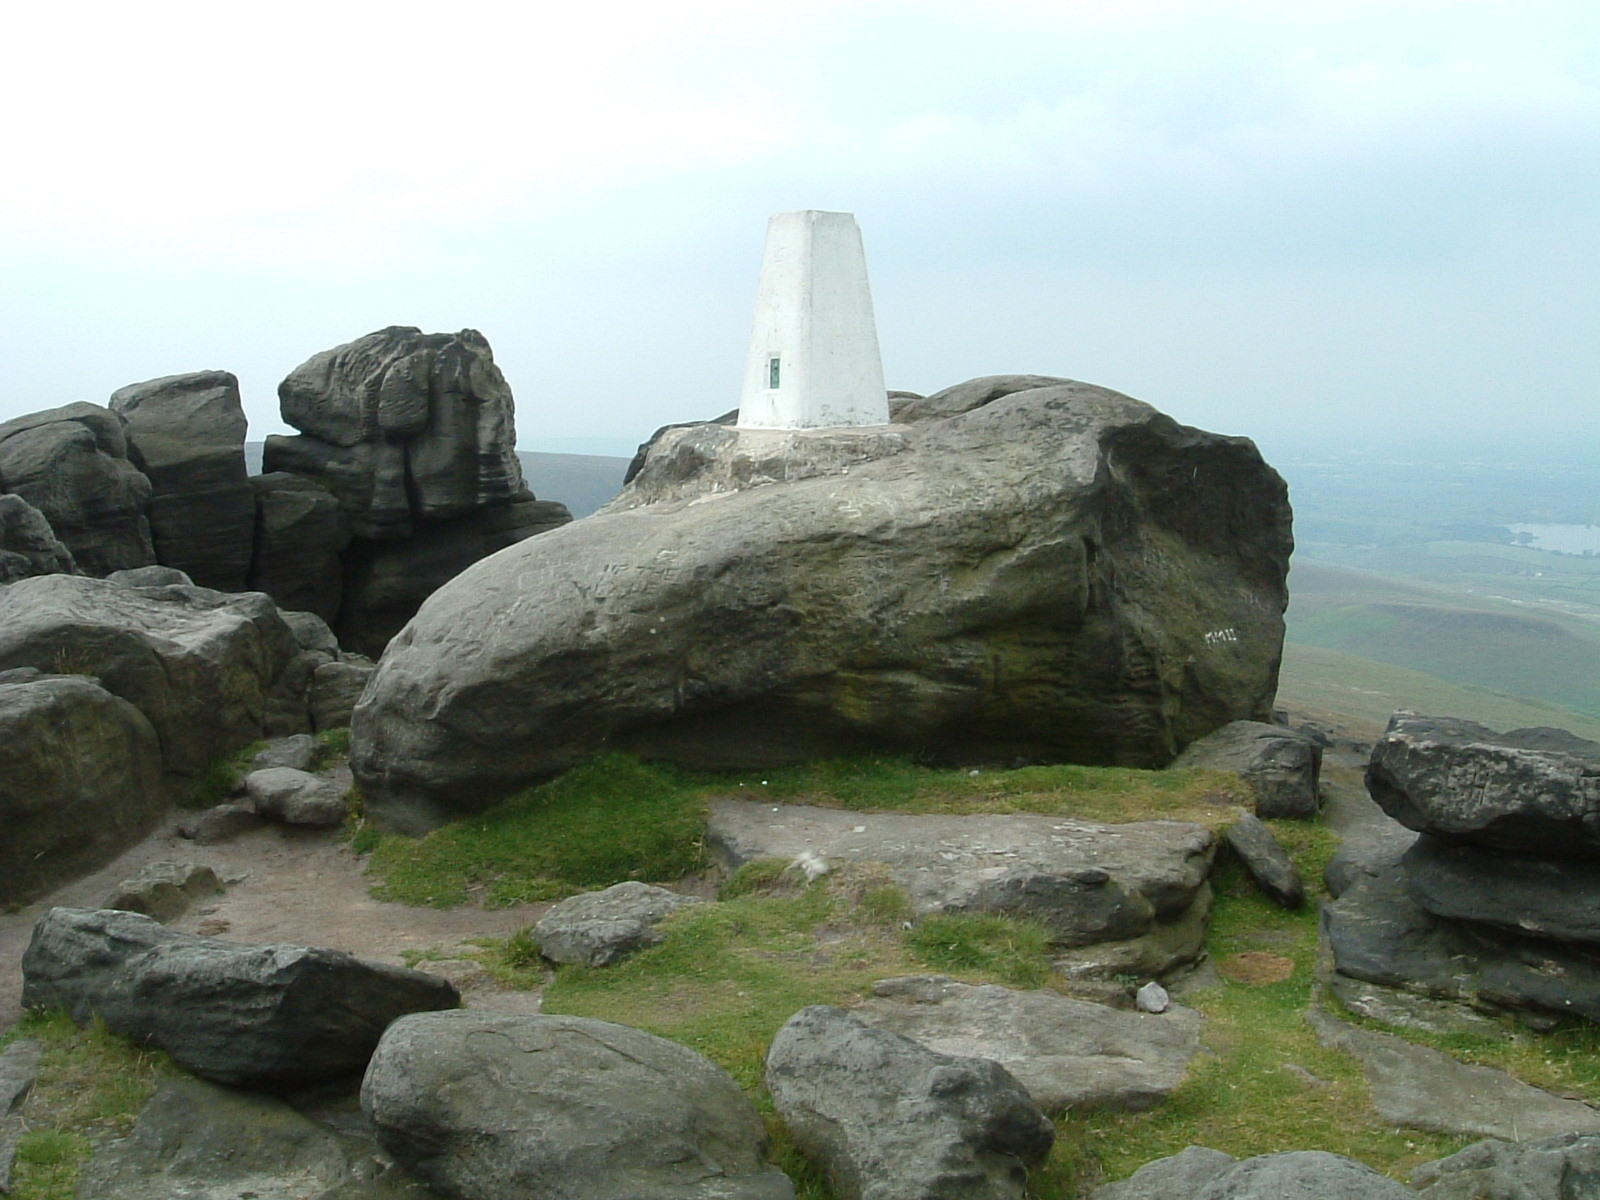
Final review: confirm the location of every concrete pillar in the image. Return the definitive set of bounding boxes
[737,210,889,430]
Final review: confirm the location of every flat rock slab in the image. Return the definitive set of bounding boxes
[247,767,348,827]
[102,860,223,923]
[1093,1148,1411,1200]
[1309,1008,1600,1140]
[21,907,459,1087]
[854,975,1202,1113]
[708,798,1215,947]
[533,881,704,967]
[1411,1131,1600,1199]
[0,1037,41,1114]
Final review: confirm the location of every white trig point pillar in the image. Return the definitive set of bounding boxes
[737,210,890,430]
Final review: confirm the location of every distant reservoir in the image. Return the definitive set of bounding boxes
[1507,524,1600,554]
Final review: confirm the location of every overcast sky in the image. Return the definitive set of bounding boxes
[2,0,1594,461]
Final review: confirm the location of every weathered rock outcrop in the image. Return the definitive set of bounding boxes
[0,573,302,780]
[1410,1132,1600,1199]
[1366,713,1600,857]
[852,975,1202,1113]
[265,327,527,539]
[0,674,165,906]
[0,402,154,575]
[22,907,459,1087]
[0,493,76,582]
[362,1010,792,1200]
[1328,714,1600,1028]
[109,371,255,591]
[353,377,1292,830]
[765,1004,1054,1200]
[1170,719,1322,818]
[102,861,223,924]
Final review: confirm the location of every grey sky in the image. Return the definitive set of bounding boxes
[2,0,1594,460]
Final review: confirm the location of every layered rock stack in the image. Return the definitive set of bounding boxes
[0,327,571,657]
[1324,713,1600,1026]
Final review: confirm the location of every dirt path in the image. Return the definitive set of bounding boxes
[0,813,551,1031]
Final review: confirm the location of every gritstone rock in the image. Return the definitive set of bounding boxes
[1365,713,1600,858]
[1171,720,1322,818]
[247,767,348,827]
[1223,814,1306,909]
[352,377,1291,832]
[362,1010,792,1200]
[266,326,527,539]
[0,493,76,582]
[109,371,255,591]
[0,675,165,906]
[1403,833,1600,944]
[102,860,223,924]
[0,402,154,575]
[765,1004,1054,1200]
[248,471,352,623]
[1090,1145,1237,1199]
[0,573,302,781]
[21,907,459,1087]
[853,975,1201,1113]
[1411,1132,1600,1199]
[708,799,1215,970]
[533,881,705,966]
[253,732,319,773]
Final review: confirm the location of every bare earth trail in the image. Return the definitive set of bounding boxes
[0,812,552,1031]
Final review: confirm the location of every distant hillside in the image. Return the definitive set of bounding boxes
[244,444,629,520]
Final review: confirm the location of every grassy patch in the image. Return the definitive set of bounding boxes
[0,1012,176,1200]
[364,755,711,907]
[361,754,1247,911]
[906,914,1053,989]
[182,739,266,810]
[712,758,1248,828]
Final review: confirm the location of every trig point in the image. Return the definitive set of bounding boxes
[737,210,889,430]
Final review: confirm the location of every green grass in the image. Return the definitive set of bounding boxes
[360,754,1250,910]
[364,754,713,906]
[0,1012,176,1200]
[470,815,1490,1199]
[183,738,266,810]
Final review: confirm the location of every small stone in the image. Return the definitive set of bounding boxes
[1135,981,1170,1013]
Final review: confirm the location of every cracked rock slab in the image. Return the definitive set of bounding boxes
[853,975,1201,1113]
[708,798,1215,950]
[1308,1008,1600,1140]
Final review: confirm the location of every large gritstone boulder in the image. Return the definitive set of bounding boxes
[0,675,165,906]
[336,496,571,658]
[362,1010,793,1200]
[0,573,302,781]
[1091,1148,1411,1200]
[765,1004,1054,1200]
[265,326,527,539]
[109,371,255,591]
[0,493,76,582]
[0,402,154,575]
[21,907,459,1087]
[353,377,1292,832]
